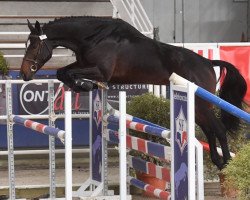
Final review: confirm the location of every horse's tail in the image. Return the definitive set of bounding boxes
[211,60,247,132]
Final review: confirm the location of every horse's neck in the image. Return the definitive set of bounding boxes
[44,23,83,52]
[51,39,79,53]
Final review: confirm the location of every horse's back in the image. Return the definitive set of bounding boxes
[160,44,217,92]
[84,18,217,92]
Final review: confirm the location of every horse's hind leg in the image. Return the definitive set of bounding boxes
[210,116,231,165]
[199,125,224,170]
[199,110,232,169]
[196,106,227,170]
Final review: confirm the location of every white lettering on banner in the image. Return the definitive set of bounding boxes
[23,90,49,102]
[20,83,49,115]
[174,93,187,101]
[23,91,34,102]
[111,84,149,90]
[19,82,83,115]
[35,91,48,101]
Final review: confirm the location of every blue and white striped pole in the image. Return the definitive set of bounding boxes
[108,106,166,129]
[12,116,65,143]
[103,115,170,139]
[169,73,250,123]
[196,87,250,123]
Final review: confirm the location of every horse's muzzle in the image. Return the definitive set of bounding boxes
[20,71,32,81]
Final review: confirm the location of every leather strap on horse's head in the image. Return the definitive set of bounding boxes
[24,33,52,72]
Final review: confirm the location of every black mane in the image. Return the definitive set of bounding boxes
[42,16,146,42]
[43,16,118,30]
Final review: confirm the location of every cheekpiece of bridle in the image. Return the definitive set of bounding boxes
[25,34,51,73]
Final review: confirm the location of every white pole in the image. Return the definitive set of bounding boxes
[153,85,160,97]
[148,84,153,93]
[170,82,175,199]
[187,82,196,200]
[161,85,167,99]
[89,91,93,183]
[65,91,72,200]
[119,91,127,199]
[195,140,204,200]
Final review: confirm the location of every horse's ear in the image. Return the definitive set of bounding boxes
[27,19,36,33]
[35,20,43,34]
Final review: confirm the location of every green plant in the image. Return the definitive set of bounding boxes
[222,142,250,199]
[127,93,170,165]
[0,52,9,76]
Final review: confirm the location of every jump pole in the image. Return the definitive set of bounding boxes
[12,116,65,143]
[109,107,233,157]
[119,91,127,200]
[65,91,73,200]
[170,81,198,200]
[103,86,203,199]
[105,88,203,199]
[73,90,117,198]
[9,91,72,199]
[169,73,250,123]
[91,87,204,199]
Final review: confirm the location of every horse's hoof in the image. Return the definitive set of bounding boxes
[96,81,109,90]
[216,162,225,171]
[74,79,98,91]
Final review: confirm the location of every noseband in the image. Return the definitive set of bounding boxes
[24,34,51,72]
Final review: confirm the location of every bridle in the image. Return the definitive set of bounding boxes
[24,34,52,72]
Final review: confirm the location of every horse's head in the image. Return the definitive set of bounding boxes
[20,20,53,81]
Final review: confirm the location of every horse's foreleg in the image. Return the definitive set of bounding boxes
[57,62,94,92]
[67,67,108,91]
[58,65,107,92]
[66,67,105,81]
[57,62,79,89]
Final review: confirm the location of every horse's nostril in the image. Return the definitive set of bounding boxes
[20,72,28,81]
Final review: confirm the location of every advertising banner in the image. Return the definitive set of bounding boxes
[91,89,103,182]
[108,84,149,101]
[18,80,89,115]
[173,89,188,199]
[0,79,6,124]
[17,74,150,115]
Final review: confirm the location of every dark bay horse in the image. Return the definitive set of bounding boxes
[20,17,247,170]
